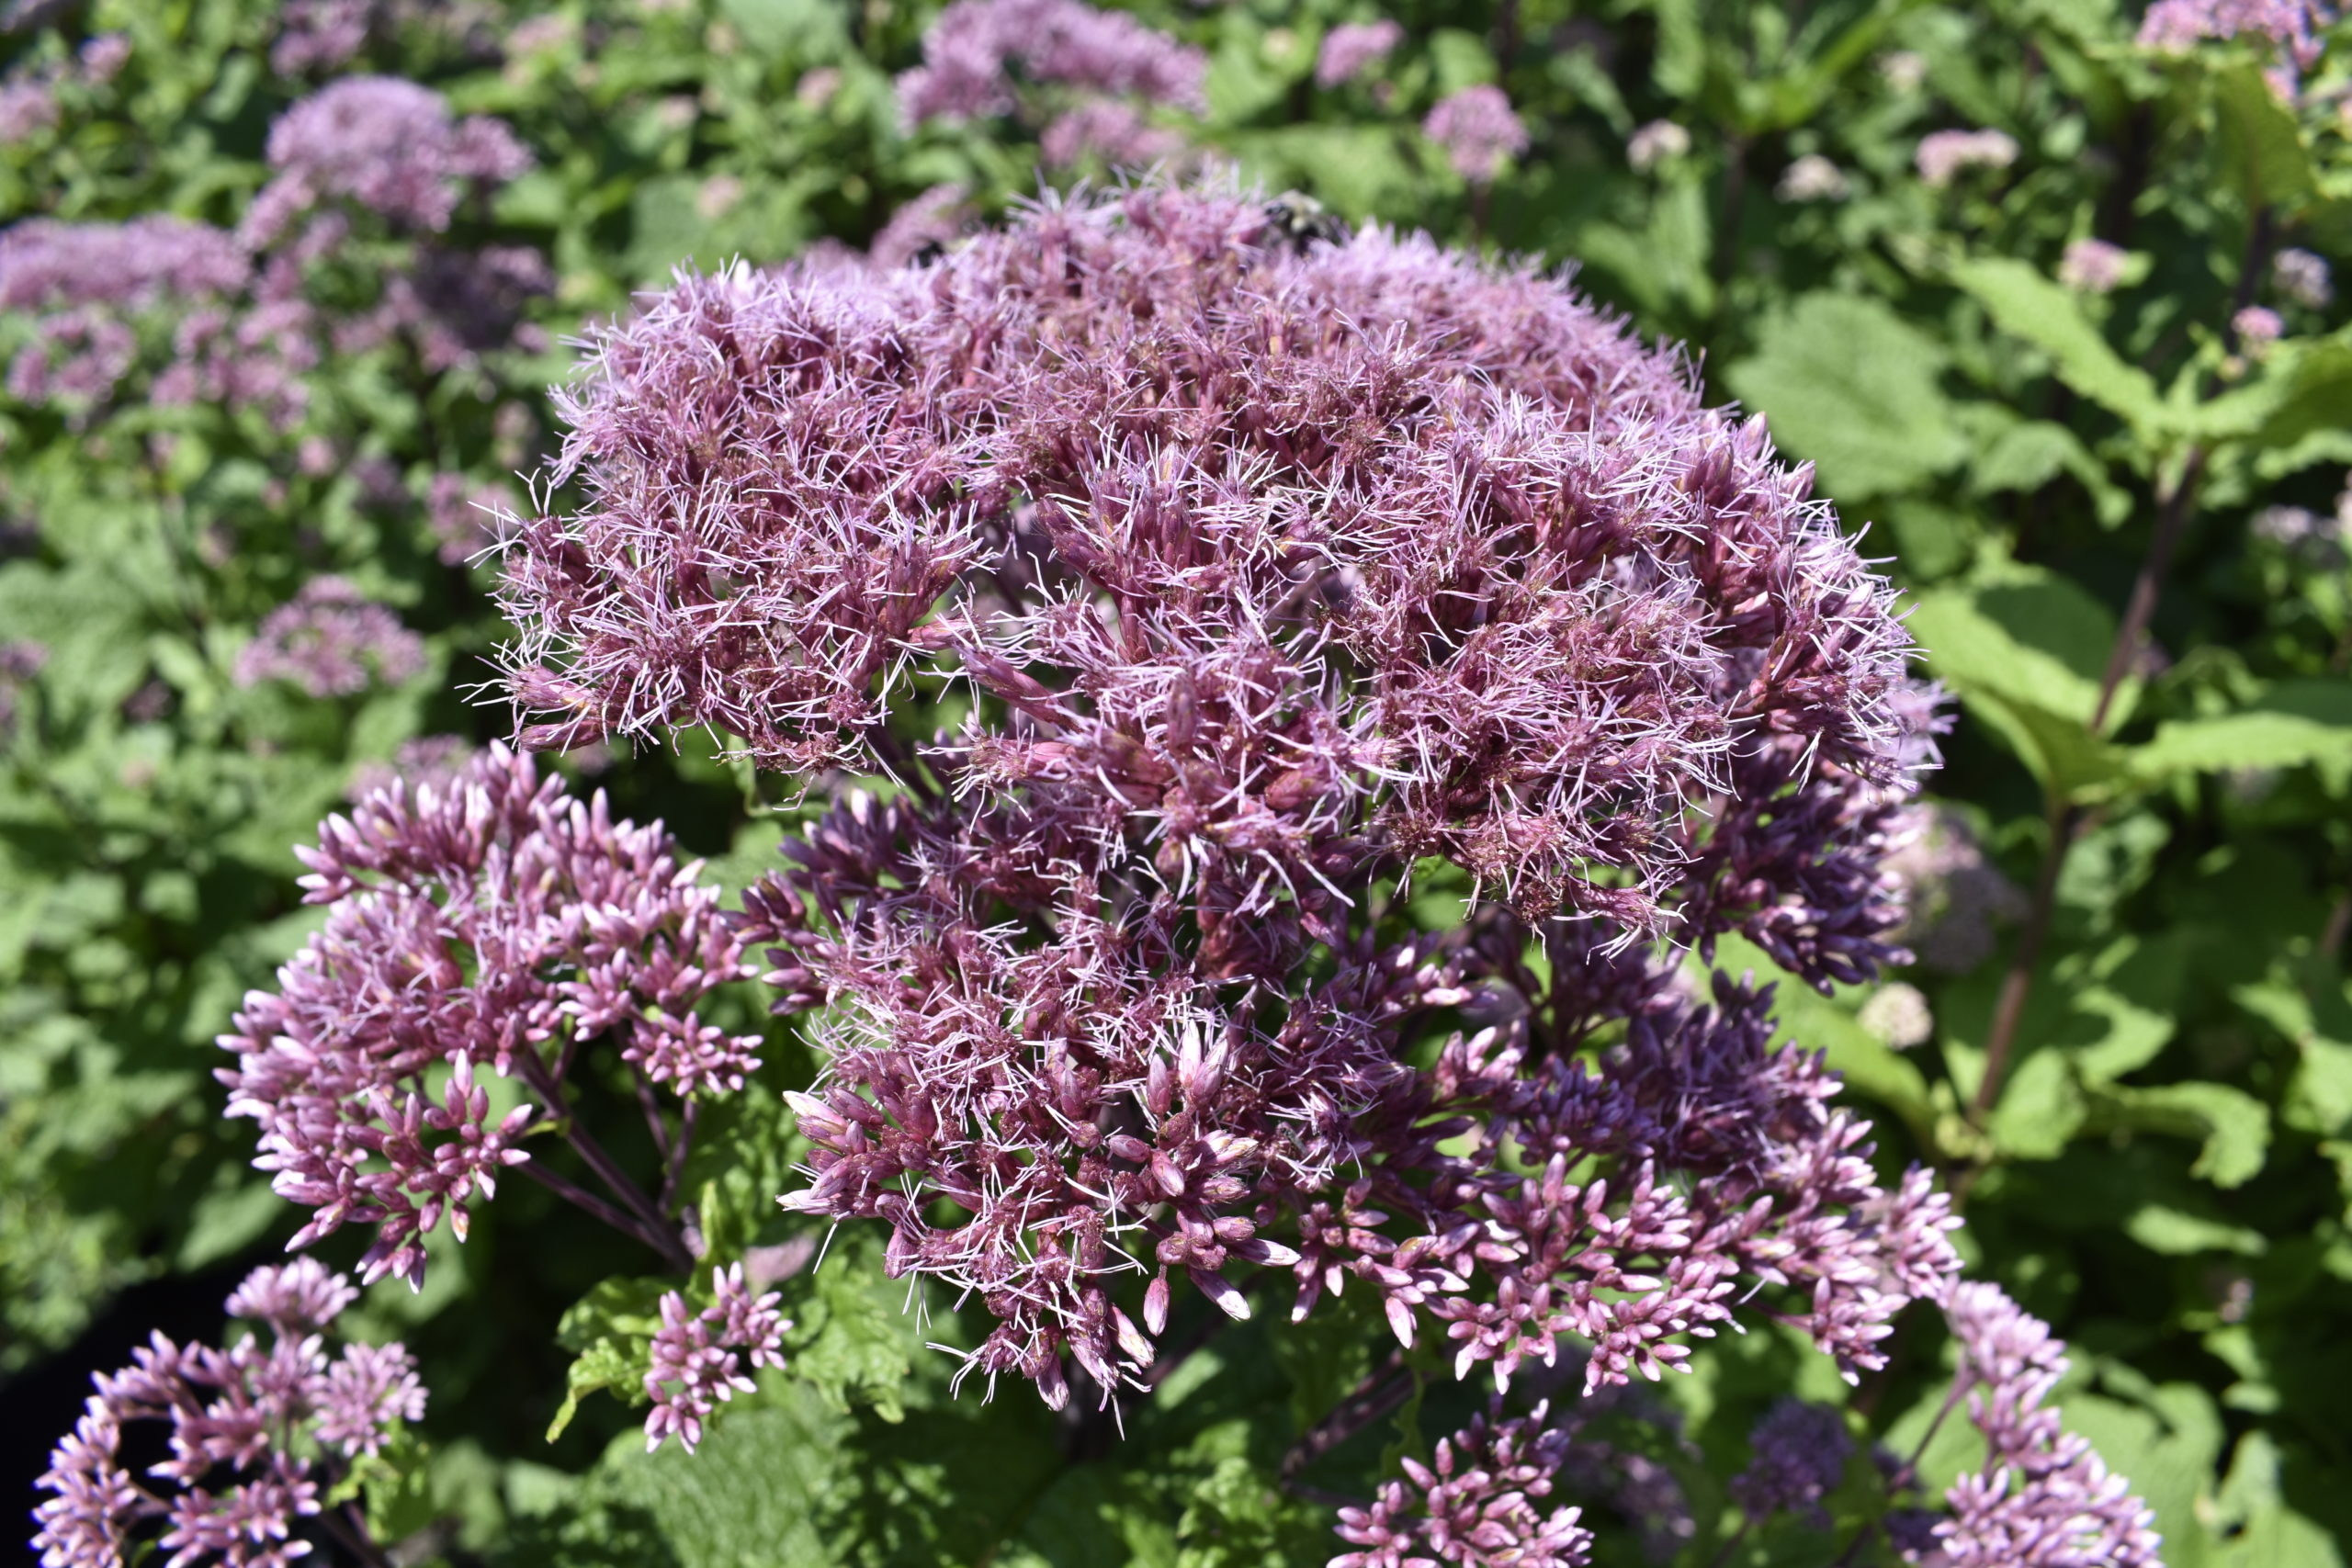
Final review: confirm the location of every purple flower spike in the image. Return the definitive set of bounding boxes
[1897,1283,2164,1567]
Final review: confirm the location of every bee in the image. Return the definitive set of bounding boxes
[1261,191,1351,252]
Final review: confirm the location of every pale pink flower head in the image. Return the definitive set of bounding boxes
[1316,19,1403,87]
[1897,1283,2164,1567]
[243,77,533,247]
[2234,303,2285,344]
[896,0,1208,123]
[2275,246,2333,309]
[1424,84,1528,181]
[233,576,425,697]
[2058,237,2130,293]
[1777,152,1850,201]
[1917,128,2018,186]
[1627,118,1690,171]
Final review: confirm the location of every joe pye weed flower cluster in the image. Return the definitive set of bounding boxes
[35,181,2162,1567]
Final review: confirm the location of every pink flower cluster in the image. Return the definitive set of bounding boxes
[501,186,1954,1416]
[1316,20,1403,88]
[1332,1401,1594,1568]
[243,75,532,247]
[0,79,541,426]
[1915,128,2018,187]
[31,1259,424,1568]
[643,1265,792,1453]
[1730,1399,1851,1528]
[2138,0,2335,88]
[896,0,1208,124]
[233,576,426,696]
[1901,1283,2164,1567]
[1424,85,1528,181]
[218,744,757,1287]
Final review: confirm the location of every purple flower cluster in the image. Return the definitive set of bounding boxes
[499,186,1954,1411]
[643,1265,792,1453]
[897,0,1208,124]
[2138,0,2334,88]
[2058,238,2129,295]
[1883,806,2025,973]
[1901,1283,2163,1567]
[233,576,426,697]
[218,744,757,1287]
[0,29,130,146]
[1316,20,1403,88]
[1424,85,1528,182]
[243,76,531,247]
[1730,1399,1851,1528]
[0,219,253,409]
[0,80,539,425]
[31,1259,423,1568]
[1332,1401,1594,1568]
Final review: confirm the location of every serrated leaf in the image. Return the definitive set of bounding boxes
[1724,293,1967,500]
[1949,255,2167,435]
[790,1229,921,1423]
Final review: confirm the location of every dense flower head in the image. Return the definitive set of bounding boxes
[30,1259,423,1568]
[1777,153,1850,201]
[1729,1398,1851,1527]
[218,744,757,1287]
[233,576,426,697]
[2274,246,2333,309]
[499,184,1954,1408]
[0,218,250,316]
[243,76,533,247]
[1626,118,1690,172]
[2058,237,2129,294]
[1898,1283,2163,1567]
[1425,85,1529,181]
[643,1265,792,1453]
[1883,806,2024,973]
[2234,303,2285,344]
[1916,128,2018,186]
[896,0,1209,124]
[1332,1401,1595,1568]
[1316,20,1403,88]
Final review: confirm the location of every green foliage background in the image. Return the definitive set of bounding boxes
[5,0,2352,1561]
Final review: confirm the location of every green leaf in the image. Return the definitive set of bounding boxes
[1990,1049,2089,1160]
[1724,293,1967,500]
[2212,60,2316,209]
[2094,1081,2272,1188]
[2124,1203,2267,1256]
[789,1229,921,1423]
[2131,685,2352,781]
[1949,255,2168,435]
